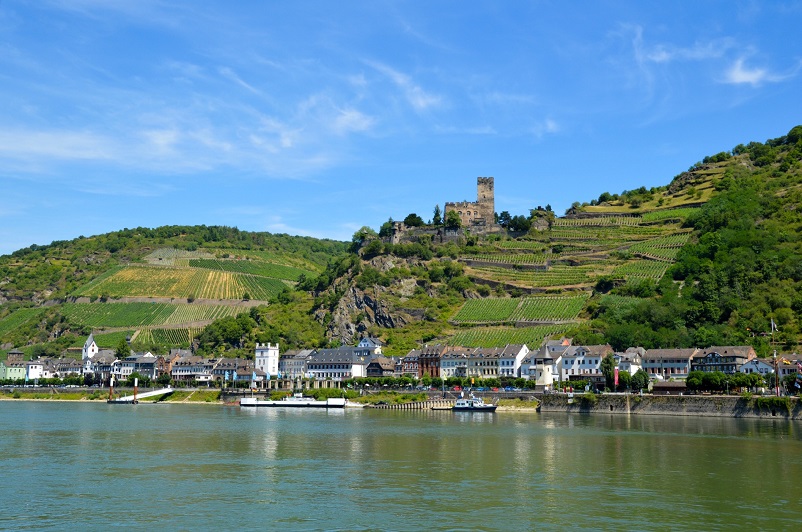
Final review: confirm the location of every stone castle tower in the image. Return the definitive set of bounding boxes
[445,177,495,227]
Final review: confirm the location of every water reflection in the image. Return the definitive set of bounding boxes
[2,403,802,530]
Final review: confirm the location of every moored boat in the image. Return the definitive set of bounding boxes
[240,393,346,408]
[452,394,497,412]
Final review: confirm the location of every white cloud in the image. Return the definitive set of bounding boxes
[531,118,559,139]
[366,60,442,111]
[332,108,375,135]
[721,57,800,86]
[218,66,261,95]
[0,129,116,161]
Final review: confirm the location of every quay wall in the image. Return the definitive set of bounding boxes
[539,393,802,420]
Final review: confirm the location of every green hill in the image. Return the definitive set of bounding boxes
[1,126,801,359]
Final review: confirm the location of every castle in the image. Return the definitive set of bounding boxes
[444,177,495,227]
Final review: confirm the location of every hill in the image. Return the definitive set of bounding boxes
[0,226,348,357]
[1,125,801,359]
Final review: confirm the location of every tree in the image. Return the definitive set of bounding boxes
[115,338,130,359]
[497,211,512,228]
[403,213,425,227]
[601,353,616,390]
[351,226,377,251]
[508,215,531,232]
[617,369,632,391]
[379,218,394,238]
[631,369,650,391]
[444,210,462,229]
[433,205,442,226]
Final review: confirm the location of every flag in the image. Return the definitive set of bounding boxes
[225,370,230,381]
[252,371,257,381]
[614,367,619,387]
[782,357,791,365]
[771,318,778,332]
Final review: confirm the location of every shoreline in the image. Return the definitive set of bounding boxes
[3,393,801,420]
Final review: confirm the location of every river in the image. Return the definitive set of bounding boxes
[1,401,801,530]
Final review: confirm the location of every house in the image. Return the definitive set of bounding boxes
[559,345,613,381]
[401,350,420,377]
[643,348,698,380]
[498,344,530,378]
[172,356,214,383]
[87,352,118,384]
[0,360,26,381]
[255,343,279,378]
[776,354,802,382]
[279,349,314,380]
[25,360,44,381]
[117,352,159,381]
[691,346,757,374]
[615,347,644,376]
[357,337,384,355]
[306,346,374,381]
[212,358,254,383]
[52,357,83,378]
[418,344,448,378]
[158,352,182,378]
[440,346,470,379]
[739,358,775,376]
[366,357,396,378]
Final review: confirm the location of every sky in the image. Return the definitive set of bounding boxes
[1,1,801,256]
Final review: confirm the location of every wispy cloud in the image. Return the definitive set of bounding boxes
[721,57,801,86]
[532,118,559,139]
[365,60,442,111]
[0,129,117,161]
[218,66,262,95]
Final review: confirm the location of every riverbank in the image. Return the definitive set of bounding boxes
[539,392,802,420]
[3,389,801,419]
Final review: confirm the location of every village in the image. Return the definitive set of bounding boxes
[2,333,801,396]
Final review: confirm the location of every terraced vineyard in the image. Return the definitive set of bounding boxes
[467,253,548,265]
[509,294,589,322]
[188,259,311,281]
[72,265,287,300]
[451,298,520,323]
[452,294,589,324]
[469,265,596,288]
[60,302,243,328]
[611,260,670,281]
[640,208,700,223]
[136,328,204,346]
[144,248,215,266]
[0,308,45,339]
[628,233,692,261]
[449,325,562,348]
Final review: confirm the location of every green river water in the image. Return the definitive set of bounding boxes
[1,401,801,531]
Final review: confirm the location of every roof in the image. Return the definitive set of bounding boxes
[694,346,756,360]
[310,347,373,364]
[644,348,699,361]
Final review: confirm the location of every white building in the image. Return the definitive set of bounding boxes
[279,349,314,380]
[615,347,644,376]
[498,344,530,378]
[306,347,373,381]
[25,360,44,380]
[255,343,280,378]
[82,333,99,360]
[558,345,614,381]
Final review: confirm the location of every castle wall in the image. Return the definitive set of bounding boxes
[445,176,495,227]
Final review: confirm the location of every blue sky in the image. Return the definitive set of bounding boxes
[1,1,801,256]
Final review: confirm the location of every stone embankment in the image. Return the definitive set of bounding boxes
[539,393,802,420]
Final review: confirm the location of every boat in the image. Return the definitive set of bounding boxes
[452,394,497,412]
[240,393,346,408]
